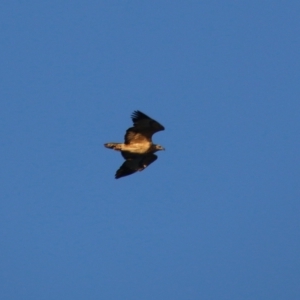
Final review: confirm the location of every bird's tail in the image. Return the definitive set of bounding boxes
[104,143,123,151]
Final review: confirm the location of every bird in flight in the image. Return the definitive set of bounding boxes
[104,110,165,179]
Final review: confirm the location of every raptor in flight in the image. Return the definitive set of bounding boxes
[104,110,165,178]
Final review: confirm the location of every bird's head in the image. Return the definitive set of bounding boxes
[155,144,165,151]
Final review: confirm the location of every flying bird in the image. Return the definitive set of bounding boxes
[104,110,165,179]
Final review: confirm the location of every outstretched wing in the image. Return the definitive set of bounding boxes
[124,110,165,144]
[115,154,158,179]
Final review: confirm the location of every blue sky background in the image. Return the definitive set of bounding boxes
[1,1,299,299]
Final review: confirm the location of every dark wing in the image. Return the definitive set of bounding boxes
[140,153,158,168]
[115,160,137,179]
[124,110,165,144]
[115,154,158,179]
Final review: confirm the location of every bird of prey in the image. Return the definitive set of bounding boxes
[104,110,165,179]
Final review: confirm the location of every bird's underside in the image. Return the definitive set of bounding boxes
[104,110,165,178]
[104,141,155,154]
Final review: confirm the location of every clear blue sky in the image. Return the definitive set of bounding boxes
[1,1,299,299]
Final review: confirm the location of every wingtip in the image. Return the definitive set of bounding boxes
[131,110,141,120]
[115,173,125,179]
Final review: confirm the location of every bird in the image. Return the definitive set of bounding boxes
[104,110,165,179]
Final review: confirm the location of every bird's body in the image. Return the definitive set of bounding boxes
[104,110,165,179]
[104,141,156,154]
